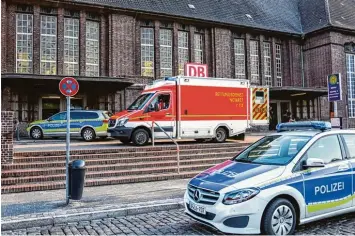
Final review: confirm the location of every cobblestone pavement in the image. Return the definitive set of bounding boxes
[2,209,355,235]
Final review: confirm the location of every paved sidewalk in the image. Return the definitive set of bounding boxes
[1,179,189,230]
[3,208,355,235]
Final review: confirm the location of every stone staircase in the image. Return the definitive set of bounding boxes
[1,142,249,193]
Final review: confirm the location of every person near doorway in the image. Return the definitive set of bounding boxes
[281,110,289,123]
[269,107,276,130]
[85,106,89,110]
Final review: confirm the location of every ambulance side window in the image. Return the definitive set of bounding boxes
[147,94,171,111]
[342,134,355,159]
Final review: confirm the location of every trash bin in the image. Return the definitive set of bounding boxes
[69,160,86,200]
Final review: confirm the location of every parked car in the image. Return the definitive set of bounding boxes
[185,121,355,235]
[27,110,110,141]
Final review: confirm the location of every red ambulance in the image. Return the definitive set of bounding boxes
[108,76,269,145]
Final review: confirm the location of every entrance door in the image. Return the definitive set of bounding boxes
[280,102,291,122]
[42,97,60,119]
[269,103,278,130]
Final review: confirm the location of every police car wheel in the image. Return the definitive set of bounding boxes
[262,198,296,235]
[132,129,149,146]
[214,127,227,143]
[81,127,96,142]
[30,127,43,140]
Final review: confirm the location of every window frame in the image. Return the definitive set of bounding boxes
[159,28,173,77]
[340,134,355,159]
[194,33,204,64]
[16,13,34,74]
[40,14,57,75]
[275,44,282,87]
[250,40,259,84]
[234,38,246,79]
[49,112,67,121]
[140,27,155,77]
[178,30,189,75]
[346,53,355,117]
[85,20,100,77]
[292,134,347,172]
[64,17,80,76]
[144,92,172,113]
[264,42,272,86]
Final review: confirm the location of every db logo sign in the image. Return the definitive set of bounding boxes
[185,63,208,78]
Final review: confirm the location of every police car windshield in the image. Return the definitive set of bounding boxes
[234,135,311,165]
[127,93,154,110]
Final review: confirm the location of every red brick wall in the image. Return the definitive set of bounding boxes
[1,111,14,164]
[1,1,7,73]
[214,28,232,78]
[109,14,135,77]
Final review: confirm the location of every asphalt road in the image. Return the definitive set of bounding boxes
[2,208,355,235]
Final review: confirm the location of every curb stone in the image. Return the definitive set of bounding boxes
[1,199,184,231]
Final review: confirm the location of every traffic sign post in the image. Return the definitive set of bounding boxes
[59,77,79,205]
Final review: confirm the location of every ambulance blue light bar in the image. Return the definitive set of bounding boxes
[276,121,332,132]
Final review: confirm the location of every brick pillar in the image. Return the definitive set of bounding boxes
[205,29,213,77]
[33,5,41,74]
[172,23,179,75]
[79,11,86,76]
[245,33,251,81]
[1,111,14,164]
[57,8,64,75]
[7,4,15,73]
[271,37,277,86]
[154,21,160,79]
[2,1,7,73]
[100,15,108,76]
[260,35,265,85]
[1,87,11,110]
[189,26,195,62]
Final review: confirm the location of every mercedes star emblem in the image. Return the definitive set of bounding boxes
[194,189,201,202]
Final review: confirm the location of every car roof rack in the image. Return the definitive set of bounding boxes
[276,121,331,132]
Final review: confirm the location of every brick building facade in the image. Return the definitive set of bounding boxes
[1,0,355,130]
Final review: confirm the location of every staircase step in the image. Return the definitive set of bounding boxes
[2,162,220,186]
[1,170,202,193]
[14,142,246,157]
[2,151,238,171]
[1,156,232,179]
[12,146,245,163]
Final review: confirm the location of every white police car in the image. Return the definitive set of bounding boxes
[184,121,355,235]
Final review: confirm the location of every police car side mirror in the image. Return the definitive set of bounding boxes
[47,118,52,122]
[303,158,325,169]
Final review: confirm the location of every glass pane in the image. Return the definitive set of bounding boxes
[16,13,33,73]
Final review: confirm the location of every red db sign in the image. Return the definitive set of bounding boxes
[185,63,208,77]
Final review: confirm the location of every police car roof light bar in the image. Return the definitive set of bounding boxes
[276,121,332,132]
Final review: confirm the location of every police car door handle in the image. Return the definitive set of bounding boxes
[338,165,349,171]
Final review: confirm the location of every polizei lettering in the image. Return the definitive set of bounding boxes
[314,182,344,195]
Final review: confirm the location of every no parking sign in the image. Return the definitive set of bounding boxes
[59,77,80,205]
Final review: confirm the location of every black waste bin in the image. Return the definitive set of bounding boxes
[69,160,86,200]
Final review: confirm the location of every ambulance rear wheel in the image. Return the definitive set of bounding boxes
[261,198,296,235]
[132,129,149,146]
[214,127,227,143]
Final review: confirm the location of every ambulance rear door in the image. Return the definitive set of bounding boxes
[250,87,269,125]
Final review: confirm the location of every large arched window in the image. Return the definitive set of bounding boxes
[345,42,355,117]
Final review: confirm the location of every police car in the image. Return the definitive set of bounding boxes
[27,110,110,141]
[184,121,355,235]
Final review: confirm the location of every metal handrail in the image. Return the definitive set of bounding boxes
[151,121,180,174]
